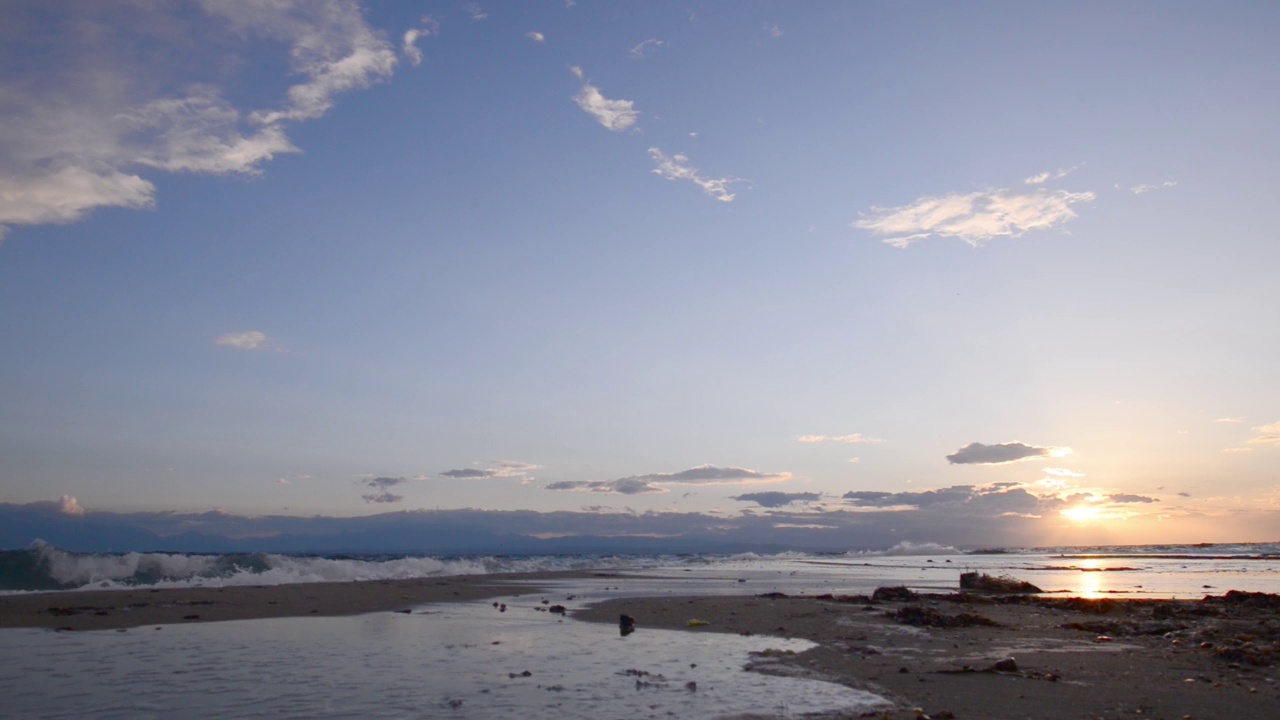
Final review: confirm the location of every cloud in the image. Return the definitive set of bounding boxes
[1043,467,1085,478]
[629,38,665,58]
[946,442,1071,465]
[1023,164,1083,185]
[1214,417,1245,424]
[0,0,397,238]
[277,473,312,485]
[853,184,1096,248]
[362,491,403,504]
[358,476,407,504]
[568,65,584,79]
[525,31,545,43]
[1130,180,1177,194]
[464,3,488,21]
[438,461,540,482]
[732,492,821,508]
[215,331,271,351]
[573,81,639,131]
[546,465,791,495]
[60,495,85,516]
[799,433,884,445]
[1221,447,1253,454]
[402,17,440,66]
[1247,421,1280,446]
[648,148,743,202]
[1109,494,1157,504]
[764,23,783,38]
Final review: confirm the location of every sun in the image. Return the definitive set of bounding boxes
[1060,504,1104,523]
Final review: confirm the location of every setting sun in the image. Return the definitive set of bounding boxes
[1061,505,1104,523]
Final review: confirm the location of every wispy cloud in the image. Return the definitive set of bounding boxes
[402,17,440,66]
[733,491,821,508]
[1130,180,1177,194]
[853,182,1096,248]
[946,442,1072,465]
[572,76,639,131]
[359,476,409,504]
[215,331,271,351]
[0,0,398,239]
[1109,494,1158,504]
[1215,417,1245,424]
[545,465,790,495]
[648,148,743,202]
[277,473,312,486]
[1023,164,1083,185]
[438,461,540,483]
[629,38,665,58]
[1247,421,1280,446]
[525,31,545,43]
[764,23,783,38]
[799,433,885,445]
[463,3,488,21]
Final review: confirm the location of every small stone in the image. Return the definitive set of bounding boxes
[993,658,1019,673]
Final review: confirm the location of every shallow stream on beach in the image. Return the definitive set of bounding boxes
[0,593,888,719]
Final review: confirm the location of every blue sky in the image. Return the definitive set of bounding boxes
[2,1,1278,547]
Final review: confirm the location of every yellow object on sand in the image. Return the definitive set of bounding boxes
[686,618,710,627]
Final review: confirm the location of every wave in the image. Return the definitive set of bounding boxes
[0,541,646,594]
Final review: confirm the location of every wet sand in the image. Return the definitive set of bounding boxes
[0,571,589,631]
[4,577,1279,718]
[575,590,1280,719]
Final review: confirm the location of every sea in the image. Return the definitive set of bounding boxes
[1,540,1278,719]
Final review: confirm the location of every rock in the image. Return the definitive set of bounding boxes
[959,572,1042,594]
[872,586,918,602]
[619,614,636,636]
[548,605,566,615]
[686,618,710,627]
[685,681,697,691]
[993,658,1019,672]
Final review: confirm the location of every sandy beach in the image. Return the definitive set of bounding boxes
[576,588,1280,719]
[4,576,1279,719]
[0,571,587,632]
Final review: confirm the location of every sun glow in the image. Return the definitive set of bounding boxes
[1060,504,1104,523]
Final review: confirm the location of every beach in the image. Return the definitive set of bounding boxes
[4,572,1279,719]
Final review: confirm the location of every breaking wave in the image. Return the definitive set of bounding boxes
[0,541,641,594]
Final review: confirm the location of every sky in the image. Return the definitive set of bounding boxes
[1,0,1278,550]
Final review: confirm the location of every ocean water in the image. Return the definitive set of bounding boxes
[4,540,1279,598]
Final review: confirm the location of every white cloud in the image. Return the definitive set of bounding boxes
[573,82,639,131]
[215,331,270,351]
[854,184,1096,248]
[765,23,783,38]
[629,38,665,58]
[526,31,545,43]
[1221,447,1253,454]
[402,17,440,66]
[438,461,540,483]
[0,0,398,238]
[648,148,743,202]
[568,65,584,80]
[60,494,86,516]
[832,433,884,444]
[1023,164,1083,185]
[1131,180,1177,194]
[1215,417,1245,424]
[464,3,488,21]
[1248,421,1280,446]
[799,433,883,444]
[1043,467,1085,478]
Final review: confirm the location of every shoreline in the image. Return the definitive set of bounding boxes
[0,570,594,632]
[574,589,1280,719]
[5,576,1279,718]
